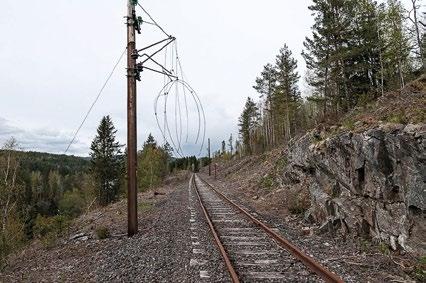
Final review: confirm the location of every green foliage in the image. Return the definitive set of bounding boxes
[58,190,85,218]
[385,110,408,124]
[260,174,276,191]
[0,216,25,269]
[33,215,70,248]
[238,97,259,155]
[300,0,417,123]
[274,157,288,171]
[90,115,124,206]
[241,44,302,156]
[378,242,391,255]
[137,134,172,191]
[342,118,356,130]
[95,226,110,240]
[170,156,199,172]
[0,136,96,259]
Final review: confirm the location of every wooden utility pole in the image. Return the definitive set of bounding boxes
[127,0,138,237]
[208,138,211,176]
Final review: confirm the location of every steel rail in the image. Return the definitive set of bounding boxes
[191,175,240,283]
[196,174,345,283]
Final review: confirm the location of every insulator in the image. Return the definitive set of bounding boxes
[131,49,139,59]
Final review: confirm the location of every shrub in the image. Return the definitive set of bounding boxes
[33,215,70,248]
[260,174,275,191]
[0,217,25,269]
[274,157,288,172]
[58,190,85,218]
[95,226,110,240]
[342,118,355,130]
[378,242,390,255]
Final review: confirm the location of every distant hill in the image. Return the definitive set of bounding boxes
[0,150,90,176]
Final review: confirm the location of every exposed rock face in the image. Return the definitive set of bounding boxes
[283,123,425,253]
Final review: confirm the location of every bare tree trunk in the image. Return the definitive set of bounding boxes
[411,0,424,69]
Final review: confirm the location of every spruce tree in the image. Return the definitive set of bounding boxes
[90,115,123,206]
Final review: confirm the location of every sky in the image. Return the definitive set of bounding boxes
[0,0,415,157]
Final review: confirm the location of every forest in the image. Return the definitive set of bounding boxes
[0,117,190,267]
[237,0,425,155]
[0,140,93,266]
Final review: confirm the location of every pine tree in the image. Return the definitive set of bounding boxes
[382,0,412,88]
[303,0,354,114]
[90,115,123,206]
[238,97,259,155]
[254,64,277,147]
[273,44,301,141]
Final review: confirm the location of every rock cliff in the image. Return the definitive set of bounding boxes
[283,123,425,253]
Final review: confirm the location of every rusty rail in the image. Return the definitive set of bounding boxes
[196,174,344,283]
[191,175,240,283]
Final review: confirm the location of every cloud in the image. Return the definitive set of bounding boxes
[0,117,87,156]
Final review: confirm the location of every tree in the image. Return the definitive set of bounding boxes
[383,0,412,88]
[406,0,424,70]
[0,138,25,266]
[90,115,123,206]
[274,44,301,141]
[254,64,277,147]
[137,135,171,190]
[228,134,234,155]
[238,97,259,155]
[144,133,157,149]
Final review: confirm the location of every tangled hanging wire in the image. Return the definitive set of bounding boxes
[154,42,206,157]
[136,4,206,158]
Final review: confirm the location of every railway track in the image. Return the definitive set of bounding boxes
[191,174,344,283]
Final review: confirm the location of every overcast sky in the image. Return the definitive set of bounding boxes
[0,0,415,156]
